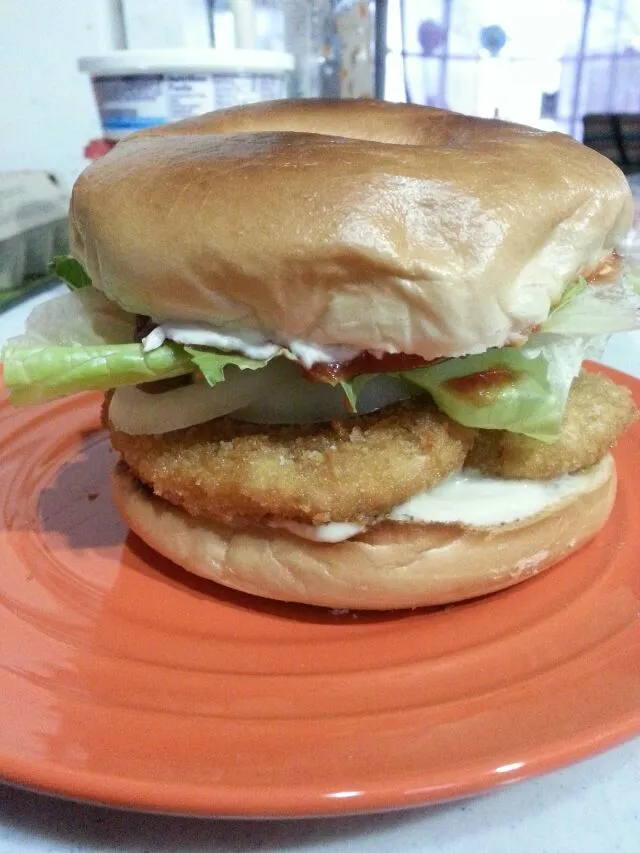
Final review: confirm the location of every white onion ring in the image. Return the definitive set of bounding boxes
[109,360,419,435]
[109,362,287,435]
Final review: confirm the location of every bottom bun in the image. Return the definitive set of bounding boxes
[112,457,616,610]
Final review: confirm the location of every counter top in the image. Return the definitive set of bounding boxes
[1,738,639,852]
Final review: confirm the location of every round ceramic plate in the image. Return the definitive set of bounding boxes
[0,367,639,818]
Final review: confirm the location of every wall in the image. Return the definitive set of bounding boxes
[0,0,114,189]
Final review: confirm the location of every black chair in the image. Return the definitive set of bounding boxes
[583,113,640,174]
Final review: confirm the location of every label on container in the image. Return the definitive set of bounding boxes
[92,75,167,132]
[167,75,214,119]
[92,72,289,137]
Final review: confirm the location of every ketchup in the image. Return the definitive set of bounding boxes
[444,368,515,405]
[303,352,435,383]
[582,250,621,285]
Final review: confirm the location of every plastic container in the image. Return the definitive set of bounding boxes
[79,49,295,139]
[0,235,26,292]
[0,172,69,292]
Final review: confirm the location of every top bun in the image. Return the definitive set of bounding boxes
[69,99,633,360]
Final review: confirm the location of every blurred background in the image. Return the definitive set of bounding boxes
[3,0,640,185]
[1,0,639,300]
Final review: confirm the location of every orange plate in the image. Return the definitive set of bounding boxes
[0,366,639,818]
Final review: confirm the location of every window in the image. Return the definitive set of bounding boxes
[384,0,640,138]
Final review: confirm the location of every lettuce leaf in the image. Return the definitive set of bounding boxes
[390,277,640,439]
[399,347,564,441]
[53,256,92,291]
[8,288,135,348]
[0,287,267,403]
[3,342,194,405]
[4,258,638,437]
[541,285,638,336]
[549,276,586,316]
[339,375,375,412]
[184,346,271,385]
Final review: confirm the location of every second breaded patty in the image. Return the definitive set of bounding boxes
[109,399,476,525]
[467,370,637,479]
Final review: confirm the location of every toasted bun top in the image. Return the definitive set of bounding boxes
[70,99,633,360]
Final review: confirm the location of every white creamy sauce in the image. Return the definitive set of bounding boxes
[270,457,611,543]
[142,322,282,360]
[142,321,361,366]
[269,519,366,543]
[388,457,611,527]
[287,339,360,368]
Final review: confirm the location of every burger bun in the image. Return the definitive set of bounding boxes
[113,456,616,610]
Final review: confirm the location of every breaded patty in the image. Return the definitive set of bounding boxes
[467,371,637,479]
[109,399,476,525]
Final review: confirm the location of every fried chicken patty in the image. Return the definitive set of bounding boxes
[467,371,637,479]
[108,369,636,527]
[109,399,476,525]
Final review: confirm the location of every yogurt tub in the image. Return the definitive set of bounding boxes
[79,49,295,139]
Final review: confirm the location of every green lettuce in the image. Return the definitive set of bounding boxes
[11,287,135,347]
[1,288,274,404]
[340,278,639,439]
[541,283,638,336]
[53,256,92,291]
[184,346,271,385]
[549,276,586,316]
[339,375,375,412]
[399,346,563,441]
[2,342,194,406]
[3,262,638,440]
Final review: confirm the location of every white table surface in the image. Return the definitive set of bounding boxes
[1,287,639,853]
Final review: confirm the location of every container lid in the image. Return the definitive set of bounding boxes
[79,49,295,76]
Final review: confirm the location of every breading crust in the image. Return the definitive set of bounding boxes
[108,370,637,526]
[109,399,476,524]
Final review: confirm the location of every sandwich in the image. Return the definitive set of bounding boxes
[2,99,638,609]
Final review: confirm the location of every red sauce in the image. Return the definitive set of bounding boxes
[445,367,515,405]
[582,250,621,285]
[303,352,435,383]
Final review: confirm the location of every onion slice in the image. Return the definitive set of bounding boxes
[109,360,421,435]
[109,362,286,435]
[234,374,417,424]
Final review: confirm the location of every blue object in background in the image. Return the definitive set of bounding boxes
[480,24,507,56]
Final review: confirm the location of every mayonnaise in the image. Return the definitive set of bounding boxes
[268,457,612,542]
[269,519,366,543]
[142,321,361,367]
[287,339,361,368]
[141,322,281,360]
[388,456,611,527]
